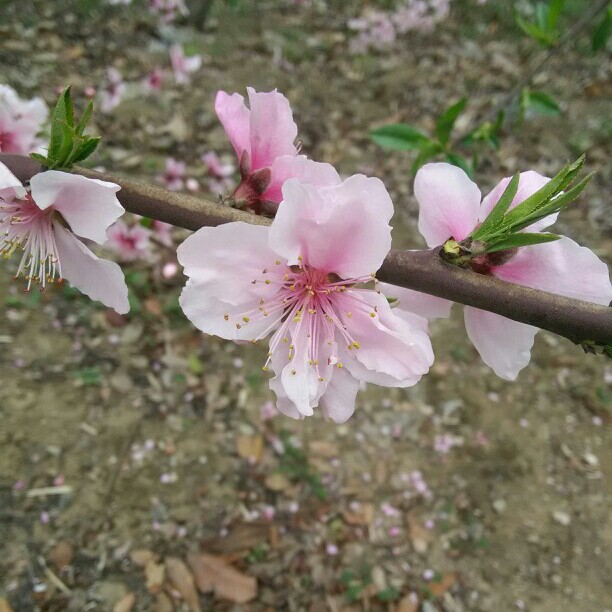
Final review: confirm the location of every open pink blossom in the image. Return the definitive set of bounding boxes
[0,162,129,313]
[215,87,340,213]
[99,68,126,113]
[178,175,433,422]
[149,0,188,23]
[0,84,48,154]
[157,157,186,191]
[170,44,201,85]
[107,219,152,261]
[386,163,612,380]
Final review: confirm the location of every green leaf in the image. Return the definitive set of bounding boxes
[69,137,101,164]
[29,152,48,165]
[592,8,611,51]
[527,90,561,116]
[411,142,443,174]
[473,172,520,240]
[75,99,94,136]
[547,0,564,30]
[445,152,473,177]
[435,97,467,146]
[486,232,560,253]
[48,88,71,163]
[370,124,430,150]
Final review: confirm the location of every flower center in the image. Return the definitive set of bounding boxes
[228,259,377,381]
[0,130,17,153]
[0,195,63,291]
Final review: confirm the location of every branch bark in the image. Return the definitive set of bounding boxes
[1,153,610,346]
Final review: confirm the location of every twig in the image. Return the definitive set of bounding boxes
[25,485,73,498]
[1,153,610,346]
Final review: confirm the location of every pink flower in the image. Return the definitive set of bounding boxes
[178,175,433,422]
[215,87,340,212]
[152,219,173,247]
[149,0,188,23]
[170,44,201,85]
[143,67,165,93]
[386,163,612,380]
[107,219,152,261]
[158,157,186,191]
[202,151,235,195]
[0,84,48,155]
[99,68,126,113]
[0,162,129,313]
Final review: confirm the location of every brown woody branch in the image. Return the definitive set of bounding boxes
[1,153,610,346]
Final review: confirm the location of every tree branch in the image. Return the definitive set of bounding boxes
[1,153,610,346]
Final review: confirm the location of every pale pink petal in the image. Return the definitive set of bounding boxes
[415,162,481,246]
[494,237,612,306]
[264,155,341,203]
[0,161,27,200]
[270,175,393,278]
[378,281,453,320]
[463,307,537,380]
[480,170,556,231]
[177,222,290,341]
[215,91,251,161]
[29,171,124,244]
[247,87,298,170]
[320,366,360,423]
[53,223,129,314]
[339,290,434,386]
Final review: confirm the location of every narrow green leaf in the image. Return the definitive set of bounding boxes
[411,142,443,174]
[63,87,75,128]
[593,8,611,51]
[370,124,430,151]
[535,3,549,31]
[69,137,101,164]
[48,91,69,162]
[473,172,520,239]
[547,0,564,31]
[435,98,467,146]
[486,232,560,253]
[29,152,48,165]
[527,91,561,116]
[50,122,75,169]
[75,99,94,136]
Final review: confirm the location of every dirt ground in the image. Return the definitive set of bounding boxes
[0,1,610,610]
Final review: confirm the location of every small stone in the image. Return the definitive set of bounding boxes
[492,499,507,514]
[552,510,571,526]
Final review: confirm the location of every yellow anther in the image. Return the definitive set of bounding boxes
[346,311,352,318]
[242,316,250,323]
[265,279,271,285]
[224,314,229,321]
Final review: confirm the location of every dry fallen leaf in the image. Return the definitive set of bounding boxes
[265,473,289,491]
[113,592,136,612]
[130,549,157,568]
[309,440,338,458]
[407,511,432,555]
[204,522,270,555]
[427,572,457,597]
[145,561,165,594]
[165,557,201,612]
[396,594,419,612]
[187,552,257,604]
[342,502,375,526]
[236,434,264,463]
[49,540,74,572]
[154,592,174,612]
[0,598,13,612]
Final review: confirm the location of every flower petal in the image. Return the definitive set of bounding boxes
[378,281,453,320]
[0,161,27,200]
[53,223,129,314]
[494,237,612,305]
[320,367,360,423]
[177,222,290,341]
[215,90,252,161]
[30,171,124,244]
[270,175,393,278]
[264,154,341,204]
[415,162,481,246]
[464,307,537,380]
[480,170,555,231]
[339,290,434,386]
[247,87,298,170]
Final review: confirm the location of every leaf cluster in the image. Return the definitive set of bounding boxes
[30,87,100,170]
